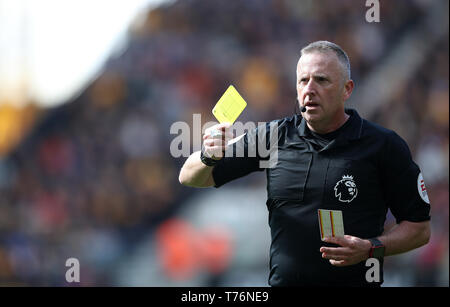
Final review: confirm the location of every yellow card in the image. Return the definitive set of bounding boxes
[212,85,247,124]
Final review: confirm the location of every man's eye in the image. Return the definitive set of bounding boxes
[317,77,327,82]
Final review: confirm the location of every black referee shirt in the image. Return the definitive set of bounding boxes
[212,109,431,286]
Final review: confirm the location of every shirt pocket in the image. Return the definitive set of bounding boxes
[267,149,312,201]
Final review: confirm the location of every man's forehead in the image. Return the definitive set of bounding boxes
[297,51,340,74]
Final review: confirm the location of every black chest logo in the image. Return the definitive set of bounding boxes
[334,175,358,203]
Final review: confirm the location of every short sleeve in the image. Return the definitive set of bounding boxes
[381,132,431,223]
[212,123,274,188]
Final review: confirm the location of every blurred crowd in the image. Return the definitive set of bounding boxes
[0,0,447,286]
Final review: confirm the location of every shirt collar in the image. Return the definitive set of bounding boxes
[297,108,363,141]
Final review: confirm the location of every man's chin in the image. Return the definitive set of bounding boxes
[303,112,322,123]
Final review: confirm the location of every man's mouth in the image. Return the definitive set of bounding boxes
[305,102,320,108]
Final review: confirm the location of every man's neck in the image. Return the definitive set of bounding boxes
[307,112,350,135]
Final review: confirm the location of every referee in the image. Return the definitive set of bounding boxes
[179,41,431,287]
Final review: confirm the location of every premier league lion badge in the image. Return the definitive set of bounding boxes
[334,175,358,203]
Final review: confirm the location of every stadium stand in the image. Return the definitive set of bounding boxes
[0,0,447,286]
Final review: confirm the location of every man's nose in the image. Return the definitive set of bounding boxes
[302,80,316,97]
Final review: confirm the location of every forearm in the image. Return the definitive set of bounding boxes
[378,220,430,257]
[321,220,431,266]
[178,151,215,188]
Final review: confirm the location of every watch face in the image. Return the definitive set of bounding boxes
[372,246,385,258]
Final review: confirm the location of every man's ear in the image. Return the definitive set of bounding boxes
[343,79,354,101]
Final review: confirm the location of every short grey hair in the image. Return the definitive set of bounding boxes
[300,41,351,81]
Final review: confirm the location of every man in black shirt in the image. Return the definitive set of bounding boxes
[178,41,431,286]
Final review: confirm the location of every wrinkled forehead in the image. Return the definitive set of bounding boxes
[296,51,342,76]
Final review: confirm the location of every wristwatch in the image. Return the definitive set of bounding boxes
[200,149,220,167]
[368,238,385,259]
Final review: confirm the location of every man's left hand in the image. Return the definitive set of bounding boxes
[320,235,372,267]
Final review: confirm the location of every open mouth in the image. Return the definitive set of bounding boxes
[306,103,320,108]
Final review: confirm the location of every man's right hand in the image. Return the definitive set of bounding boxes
[179,123,233,187]
[202,123,233,160]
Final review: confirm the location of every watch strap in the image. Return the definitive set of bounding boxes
[368,238,383,248]
[368,238,385,259]
[200,150,220,167]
